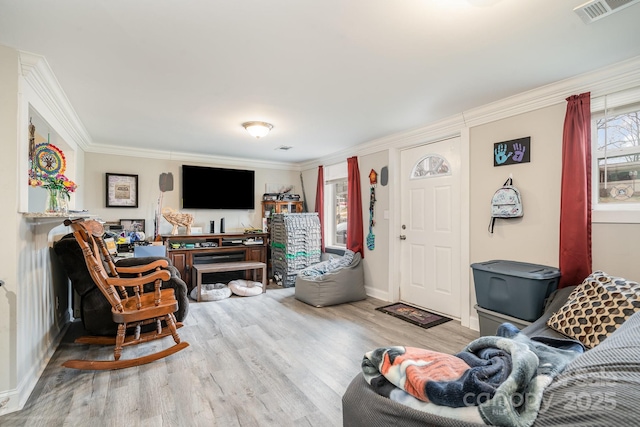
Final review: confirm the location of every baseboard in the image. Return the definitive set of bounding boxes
[469,314,480,332]
[0,322,70,416]
[0,388,20,416]
[364,286,389,302]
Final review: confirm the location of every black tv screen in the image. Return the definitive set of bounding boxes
[182,165,255,210]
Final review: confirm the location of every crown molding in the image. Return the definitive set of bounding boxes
[298,114,466,170]
[462,55,640,128]
[88,142,301,171]
[18,51,92,150]
[302,55,640,170]
[21,45,640,172]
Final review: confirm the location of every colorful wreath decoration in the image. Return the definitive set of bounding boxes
[33,143,66,176]
[29,143,77,197]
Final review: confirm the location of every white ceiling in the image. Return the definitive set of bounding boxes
[1,0,640,164]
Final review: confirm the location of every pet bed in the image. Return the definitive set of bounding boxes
[190,283,231,301]
[229,279,263,297]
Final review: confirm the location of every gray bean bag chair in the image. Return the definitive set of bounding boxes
[294,250,366,307]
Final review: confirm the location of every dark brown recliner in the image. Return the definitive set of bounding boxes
[54,233,189,336]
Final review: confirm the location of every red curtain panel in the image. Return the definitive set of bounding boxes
[347,156,364,258]
[559,92,592,288]
[315,165,325,253]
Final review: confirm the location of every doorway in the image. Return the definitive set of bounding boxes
[399,137,461,318]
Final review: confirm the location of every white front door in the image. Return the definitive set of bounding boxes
[399,137,461,318]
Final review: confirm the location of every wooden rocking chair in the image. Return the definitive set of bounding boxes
[62,218,189,370]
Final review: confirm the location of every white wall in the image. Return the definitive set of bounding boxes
[468,103,640,292]
[0,44,20,410]
[469,104,565,271]
[301,64,640,330]
[467,103,570,328]
[465,102,640,328]
[300,152,392,299]
[300,168,318,213]
[1,46,89,416]
[592,223,640,279]
[1,45,72,416]
[358,151,391,299]
[83,153,302,236]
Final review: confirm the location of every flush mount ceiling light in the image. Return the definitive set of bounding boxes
[242,121,273,139]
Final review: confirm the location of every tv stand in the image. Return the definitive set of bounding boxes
[161,233,267,290]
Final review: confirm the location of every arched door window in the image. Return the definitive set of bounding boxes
[410,154,451,179]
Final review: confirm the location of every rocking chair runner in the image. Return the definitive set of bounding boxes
[62,218,189,370]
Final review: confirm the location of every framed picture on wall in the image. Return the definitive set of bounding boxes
[493,137,531,167]
[106,173,138,207]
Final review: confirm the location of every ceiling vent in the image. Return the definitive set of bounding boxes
[275,145,293,151]
[574,0,640,23]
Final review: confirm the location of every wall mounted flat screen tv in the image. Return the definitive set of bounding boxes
[182,165,255,210]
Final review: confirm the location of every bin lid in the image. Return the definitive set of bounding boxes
[470,260,560,279]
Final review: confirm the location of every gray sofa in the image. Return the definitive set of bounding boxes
[342,285,640,426]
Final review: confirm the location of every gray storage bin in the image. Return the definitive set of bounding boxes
[475,304,532,336]
[471,260,560,322]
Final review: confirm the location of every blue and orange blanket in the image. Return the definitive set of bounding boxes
[362,323,583,427]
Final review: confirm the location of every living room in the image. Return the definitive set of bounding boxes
[2,1,640,424]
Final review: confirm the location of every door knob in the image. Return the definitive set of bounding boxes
[399,235,406,240]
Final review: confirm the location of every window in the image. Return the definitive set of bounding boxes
[323,162,348,248]
[592,90,640,224]
[411,154,451,179]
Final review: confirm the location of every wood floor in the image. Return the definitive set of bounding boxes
[0,286,478,427]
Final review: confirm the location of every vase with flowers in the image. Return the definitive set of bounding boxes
[29,170,78,214]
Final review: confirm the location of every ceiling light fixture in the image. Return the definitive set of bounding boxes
[242,121,273,139]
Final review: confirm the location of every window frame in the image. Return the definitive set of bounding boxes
[591,90,640,224]
[410,154,451,179]
[323,162,348,250]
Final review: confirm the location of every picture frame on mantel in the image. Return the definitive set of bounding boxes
[106,173,138,208]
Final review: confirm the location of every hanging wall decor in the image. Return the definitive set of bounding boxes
[367,169,377,250]
[28,118,36,170]
[33,141,67,176]
[28,132,77,214]
[106,173,138,208]
[380,166,389,186]
[155,172,174,239]
[493,136,531,166]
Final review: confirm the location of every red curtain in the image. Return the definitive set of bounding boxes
[559,92,592,288]
[315,165,325,253]
[347,156,364,258]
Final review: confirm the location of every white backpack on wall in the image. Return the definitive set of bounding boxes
[489,177,523,233]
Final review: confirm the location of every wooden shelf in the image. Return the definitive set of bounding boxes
[23,212,94,225]
[160,233,268,290]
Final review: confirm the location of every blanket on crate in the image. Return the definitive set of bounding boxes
[362,323,583,427]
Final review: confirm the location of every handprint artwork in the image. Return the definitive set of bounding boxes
[494,143,512,164]
[512,142,526,162]
[493,137,530,166]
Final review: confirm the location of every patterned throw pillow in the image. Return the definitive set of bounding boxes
[546,271,640,348]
